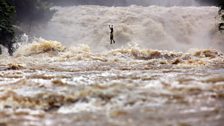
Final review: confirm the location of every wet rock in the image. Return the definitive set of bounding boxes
[193,49,221,58]
[7,63,24,70]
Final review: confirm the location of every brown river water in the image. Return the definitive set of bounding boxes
[0,40,223,126]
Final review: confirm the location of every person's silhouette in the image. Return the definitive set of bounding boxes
[109,25,115,44]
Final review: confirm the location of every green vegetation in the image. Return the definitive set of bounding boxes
[0,0,16,55]
[0,0,223,55]
[218,0,224,31]
[0,0,55,55]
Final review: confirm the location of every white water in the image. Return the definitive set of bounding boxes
[1,3,224,125]
[32,5,224,52]
[113,0,199,6]
[52,0,201,6]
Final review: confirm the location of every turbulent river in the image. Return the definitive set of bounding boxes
[0,5,224,126]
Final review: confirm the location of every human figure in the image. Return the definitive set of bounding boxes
[109,25,115,44]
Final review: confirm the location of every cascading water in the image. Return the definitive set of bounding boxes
[51,0,202,6]
[31,4,223,52]
[0,1,224,126]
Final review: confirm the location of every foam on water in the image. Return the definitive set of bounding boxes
[11,39,223,70]
[0,39,223,126]
[0,4,223,126]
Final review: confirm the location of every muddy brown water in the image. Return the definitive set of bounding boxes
[0,41,223,126]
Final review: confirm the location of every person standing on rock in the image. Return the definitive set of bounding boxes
[109,25,115,44]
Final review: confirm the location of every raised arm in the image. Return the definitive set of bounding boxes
[109,25,114,28]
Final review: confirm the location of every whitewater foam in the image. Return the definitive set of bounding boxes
[30,5,224,52]
[15,39,65,56]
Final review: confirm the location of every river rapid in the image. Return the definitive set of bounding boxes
[0,5,224,126]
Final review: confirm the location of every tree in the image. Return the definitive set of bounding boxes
[218,0,224,31]
[0,0,16,55]
[0,0,55,55]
